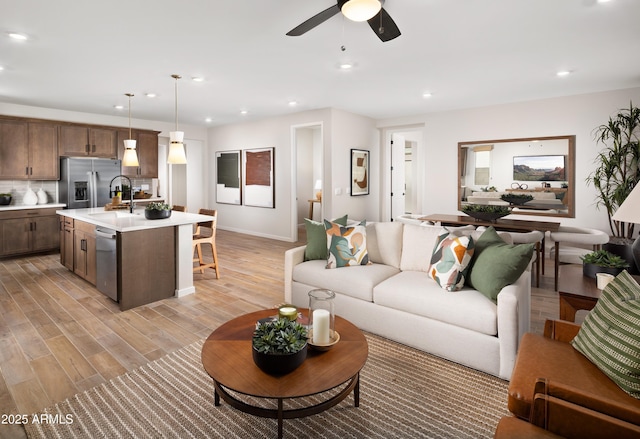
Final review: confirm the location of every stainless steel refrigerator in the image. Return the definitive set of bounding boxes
[59,158,122,209]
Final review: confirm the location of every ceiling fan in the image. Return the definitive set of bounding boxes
[286,0,401,42]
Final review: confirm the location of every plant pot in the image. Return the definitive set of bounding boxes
[582,263,625,279]
[0,195,11,206]
[462,210,510,222]
[604,241,639,275]
[252,344,308,375]
[145,209,172,220]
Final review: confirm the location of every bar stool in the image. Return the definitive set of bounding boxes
[193,209,220,278]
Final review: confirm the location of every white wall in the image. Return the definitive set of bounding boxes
[378,87,640,234]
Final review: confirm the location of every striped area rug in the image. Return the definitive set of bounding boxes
[25,334,510,438]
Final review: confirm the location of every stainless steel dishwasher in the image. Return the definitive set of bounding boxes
[95,227,117,301]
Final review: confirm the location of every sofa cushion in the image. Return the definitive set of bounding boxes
[366,222,403,269]
[400,224,443,272]
[571,271,640,399]
[293,260,400,302]
[429,230,475,291]
[374,271,498,335]
[304,214,348,261]
[325,220,370,268]
[467,227,534,301]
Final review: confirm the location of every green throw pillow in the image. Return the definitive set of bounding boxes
[571,270,640,399]
[304,214,348,261]
[467,226,534,301]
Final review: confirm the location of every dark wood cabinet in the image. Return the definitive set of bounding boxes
[0,119,58,179]
[73,219,96,285]
[59,125,117,158]
[0,208,60,256]
[59,216,74,270]
[117,129,159,178]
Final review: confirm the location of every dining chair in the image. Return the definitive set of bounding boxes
[172,205,186,212]
[192,209,220,278]
[549,226,609,291]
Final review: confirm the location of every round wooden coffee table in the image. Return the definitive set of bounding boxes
[201,309,368,438]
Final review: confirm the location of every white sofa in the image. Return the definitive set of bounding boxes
[284,222,531,380]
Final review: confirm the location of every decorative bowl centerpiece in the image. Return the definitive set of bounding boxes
[500,194,534,205]
[252,317,308,375]
[144,202,172,220]
[461,204,511,222]
[0,193,12,206]
[580,249,630,279]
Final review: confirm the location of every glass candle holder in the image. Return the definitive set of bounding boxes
[278,304,298,321]
[308,289,335,345]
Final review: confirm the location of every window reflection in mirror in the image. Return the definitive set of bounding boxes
[458,136,575,218]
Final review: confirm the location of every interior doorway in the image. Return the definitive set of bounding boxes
[291,123,323,242]
[383,126,424,221]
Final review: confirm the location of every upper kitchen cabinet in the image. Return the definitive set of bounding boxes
[0,118,59,180]
[117,129,160,178]
[59,124,117,158]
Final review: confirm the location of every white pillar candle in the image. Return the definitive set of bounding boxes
[313,309,331,344]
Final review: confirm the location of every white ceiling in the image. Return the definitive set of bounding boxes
[1,0,639,128]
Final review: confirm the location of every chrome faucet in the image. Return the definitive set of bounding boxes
[109,175,135,213]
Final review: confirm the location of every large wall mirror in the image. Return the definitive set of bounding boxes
[458,135,576,218]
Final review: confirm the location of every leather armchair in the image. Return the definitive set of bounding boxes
[505,319,640,437]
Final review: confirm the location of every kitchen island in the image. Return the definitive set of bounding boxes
[57,207,212,310]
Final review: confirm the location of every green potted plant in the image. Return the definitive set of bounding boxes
[144,202,172,220]
[461,204,511,222]
[252,317,308,375]
[581,249,630,279]
[0,193,12,206]
[500,193,534,205]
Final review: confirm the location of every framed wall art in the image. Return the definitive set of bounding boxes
[351,149,369,196]
[216,150,242,205]
[243,147,275,208]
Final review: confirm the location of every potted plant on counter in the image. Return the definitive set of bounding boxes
[144,202,172,220]
[581,249,630,279]
[252,318,308,375]
[0,193,12,206]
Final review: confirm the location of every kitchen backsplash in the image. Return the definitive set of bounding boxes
[0,178,155,206]
[0,180,59,205]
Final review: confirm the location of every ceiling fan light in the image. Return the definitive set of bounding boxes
[341,0,381,22]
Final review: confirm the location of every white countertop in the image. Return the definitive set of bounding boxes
[57,207,212,233]
[0,203,66,211]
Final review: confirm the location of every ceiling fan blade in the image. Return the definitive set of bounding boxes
[286,4,341,36]
[367,8,401,42]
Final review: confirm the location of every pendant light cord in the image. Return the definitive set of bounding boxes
[125,93,134,139]
[172,74,181,132]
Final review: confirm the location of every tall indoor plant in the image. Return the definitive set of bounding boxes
[586,102,640,243]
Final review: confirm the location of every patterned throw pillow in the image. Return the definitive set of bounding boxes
[571,270,640,399]
[429,229,475,291]
[325,220,370,269]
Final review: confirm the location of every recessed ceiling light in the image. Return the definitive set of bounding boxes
[192,76,204,82]
[114,105,124,110]
[240,110,248,115]
[557,70,571,77]
[339,63,353,70]
[0,66,4,71]
[8,32,28,41]
[422,92,432,98]
[205,117,213,123]
[288,100,298,106]
[145,93,157,98]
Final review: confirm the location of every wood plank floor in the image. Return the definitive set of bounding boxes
[0,228,562,422]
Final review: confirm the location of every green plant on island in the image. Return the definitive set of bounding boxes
[0,193,11,196]
[580,249,630,269]
[252,318,308,355]
[462,204,510,215]
[145,202,171,211]
[586,101,640,242]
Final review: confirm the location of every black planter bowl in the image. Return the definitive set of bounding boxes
[500,195,534,205]
[145,209,172,220]
[252,344,308,375]
[462,210,510,222]
[582,263,625,279]
[0,195,12,206]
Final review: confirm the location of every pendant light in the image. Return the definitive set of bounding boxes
[341,0,381,22]
[167,74,187,164]
[122,93,140,167]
